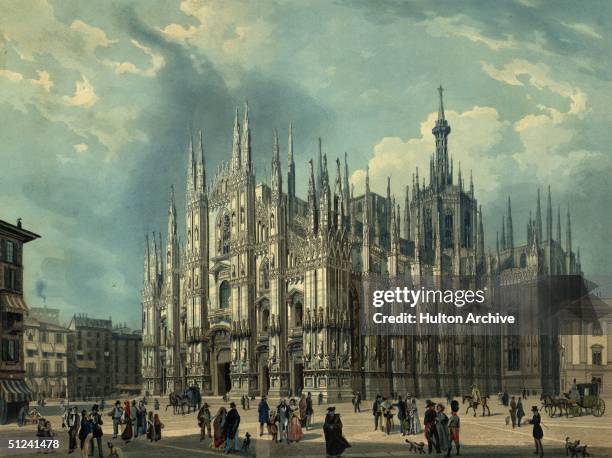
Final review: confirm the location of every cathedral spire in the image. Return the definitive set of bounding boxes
[507,196,514,251]
[168,185,177,240]
[307,159,318,234]
[186,134,195,195]
[231,108,241,170]
[196,130,206,193]
[334,157,344,225]
[144,233,151,285]
[501,216,506,251]
[404,185,411,240]
[271,129,282,195]
[317,137,323,196]
[241,101,251,172]
[343,152,350,217]
[557,204,561,243]
[363,167,370,243]
[432,85,451,189]
[437,84,445,121]
[287,123,296,218]
[566,206,572,254]
[546,185,553,242]
[536,188,542,244]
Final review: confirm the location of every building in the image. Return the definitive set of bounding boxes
[24,307,70,400]
[0,218,39,424]
[111,323,143,396]
[142,89,583,399]
[67,314,113,400]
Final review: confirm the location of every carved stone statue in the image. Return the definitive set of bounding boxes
[241,347,247,361]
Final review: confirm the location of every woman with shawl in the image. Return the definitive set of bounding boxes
[287,399,303,443]
[146,411,155,441]
[298,394,308,428]
[409,398,422,435]
[211,406,227,449]
[121,401,133,442]
[434,403,450,454]
[153,412,163,441]
[323,406,350,457]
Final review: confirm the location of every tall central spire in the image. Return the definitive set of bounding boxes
[432,85,451,189]
[437,84,445,121]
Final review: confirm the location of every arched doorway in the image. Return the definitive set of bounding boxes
[216,349,231,396]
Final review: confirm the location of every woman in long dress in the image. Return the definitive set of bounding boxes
[211,407,227,450]
[434,404,450,454]
[287,400,304,443]
[121,401,133,442]
[298,395,308,428]
[409,398,422,435]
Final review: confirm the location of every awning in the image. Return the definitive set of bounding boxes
[41,343,54,353]
[25,342,38,351]
[0,379,33,403]
[75,360,96,369]
[0,293,28,314]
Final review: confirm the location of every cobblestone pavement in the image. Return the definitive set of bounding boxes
[1,395,611,457]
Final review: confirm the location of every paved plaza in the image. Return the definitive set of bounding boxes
[1,395,612,457]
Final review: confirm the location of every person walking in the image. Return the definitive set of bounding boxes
[130,400,139,438]
[323,406,350,457]
[241,395,246,411]
[298,394,308,428]
[146,411,155,442]
[89,404,104,458]
[153,412,163,441]
[287,399,304,443]
[517,398,525,427]
[380,397,394,435]
[396,395,407,435]
[509,396,517,428]
[224,402,241,454]
[522,386,527,400]
[318,392,323,406]
[121,400,133,442]
[372,395,382,432]
[66,406,80,454]
[277,399,289,443]
[78,410,92,458]
[435,403,450,455]
[198,403,212,441]
[258,396,270,437]
[424,400,440,454]
[110,401,123,439]
[354,392,361,413]
[211,407,227,450]
[409,397,422,435]
[17,404,26,427]
[447,400,460,457]
[306,392,314,429]
[528,406,544,457]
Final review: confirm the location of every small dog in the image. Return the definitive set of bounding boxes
[405,439,426,454]
[241,432,251,452]
[565,437,590,457]
[107,441,121,458]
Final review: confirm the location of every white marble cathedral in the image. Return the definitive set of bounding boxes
[141,89,582,399]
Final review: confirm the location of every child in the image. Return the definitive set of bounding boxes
[268,410,279,442]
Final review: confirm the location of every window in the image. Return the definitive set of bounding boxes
[294,302,303,327]
[26,350,36,357]
[3,267,21,291]
[42,361,49,376]
[463,212,472,248]
[55,361,63,374]
[444,213,453,248]
[55,333,63,344]
[40,332,47,343]
[5,240,15,263]
[592,322,603,336]
[507,336,520,371]
[592,346,603,366]
[26,362,35,374]
[27,333,34,341]
[222,214,230,254]
[259,260,270,290]
[2,339,20,363]
[219,281,230,309]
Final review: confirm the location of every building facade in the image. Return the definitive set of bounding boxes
[142,90,583,399]
[67,314,113,400]
[24,307,70,400]
[0,219,39,424]
[111,324,143,396]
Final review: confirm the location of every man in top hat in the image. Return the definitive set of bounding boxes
[424,400,440,454]
[89,404,104,458]
[448,400,460,457]
[528,405,544,457]
[111,401,123,439]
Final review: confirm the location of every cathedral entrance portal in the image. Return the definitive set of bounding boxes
[218,362,231,395]
[292,362,304,396]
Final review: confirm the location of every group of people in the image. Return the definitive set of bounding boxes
[62,403,105,457]
[257,394,314,444]
[108,399,163,443]
[423,400,461,457]
[371,394,422,436]
[198,401,241,454]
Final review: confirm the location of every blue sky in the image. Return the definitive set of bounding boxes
[1,0,610,327]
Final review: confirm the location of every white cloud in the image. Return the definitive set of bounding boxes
[103,40,166,77]
[69,19,116,48]
[561,22,602,40]
[351,106,511,199]
[29,70,53,92]
[418,14,517,51]
[0,68,23,82]
[481,59,588,116]
[62,76,98,108]
[73,143,88,153]
[161,23,198,40]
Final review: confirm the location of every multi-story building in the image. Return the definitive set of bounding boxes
[0,218,39,424]
[111,324,142,396]
[142,89,583,399]
[24,307,70,400]
[67,314,113,400]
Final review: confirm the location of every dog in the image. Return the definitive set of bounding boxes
[241,432,251,452]
[565,437,590,457]
[107,441,121,458]
[405,439,426,454]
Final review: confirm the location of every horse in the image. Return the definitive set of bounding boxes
[182,386,201,414]
[165,393,189,415]
[465,394,491,417]
[540,394,570,417]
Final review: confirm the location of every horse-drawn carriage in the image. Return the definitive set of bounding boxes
[567,383,605,417]
[166,386,201,415]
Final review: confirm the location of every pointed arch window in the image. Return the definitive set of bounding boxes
[218,212,231,255]
[219,281,230,309]
[260,259,270,290]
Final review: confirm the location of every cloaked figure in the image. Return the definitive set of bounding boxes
[323,406,350,457]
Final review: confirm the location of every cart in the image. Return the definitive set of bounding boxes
[568,383,605,417]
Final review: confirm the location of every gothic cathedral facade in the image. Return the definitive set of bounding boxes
[141,89,582,399]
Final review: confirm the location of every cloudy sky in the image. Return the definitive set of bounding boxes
[1,0,611,327]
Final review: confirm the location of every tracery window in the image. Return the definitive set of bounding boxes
[219,281,230,309]
[260,259,270,290]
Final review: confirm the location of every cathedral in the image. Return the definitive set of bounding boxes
[141,88,582,399]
